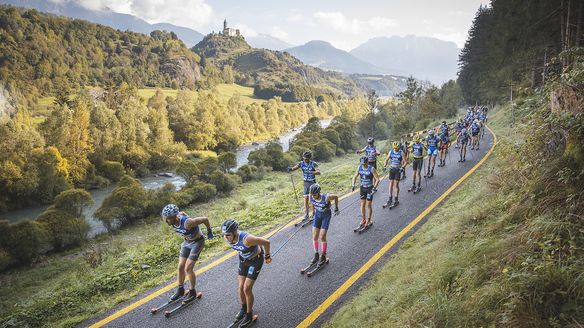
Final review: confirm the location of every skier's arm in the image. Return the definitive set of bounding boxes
[244,235,272,263]
[383,152,390,167]
[351,169,359,189]
[356,147,365,154]
[311,162,320,175]
[186,217,213,238]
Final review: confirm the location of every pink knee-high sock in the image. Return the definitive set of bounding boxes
[313,240,319,252]
[321,242,327,254]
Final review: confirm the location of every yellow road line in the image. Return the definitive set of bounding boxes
[89,179,361,327]
[297,126,497,328]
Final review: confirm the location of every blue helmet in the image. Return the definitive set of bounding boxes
[221,219,239,235]
[360,156,368,164]
[309,183,321,195]
[161,204,179,217]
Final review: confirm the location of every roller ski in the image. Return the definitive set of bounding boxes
[150,287,186,314]
[413,185,422,194]
[295,213,313,227]
[385,197,399,210]
[424,170,434,178]
[300,253,320,274]
[163,290,202,318]
[353,219,367,232]
[357,222,373,234]
[227,311,258,328]
[407,185,416,192]
[306,254,330,277]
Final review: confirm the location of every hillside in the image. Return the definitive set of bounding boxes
[0,0,205,47]
[350,74,409,97]
[193,33,364,101]
[285,40,386,75]
[0,6,202,100]
[351,35,459,84]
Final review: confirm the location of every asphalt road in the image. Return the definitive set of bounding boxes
[84,131,494,328]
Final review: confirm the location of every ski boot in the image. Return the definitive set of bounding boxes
[235,304,247,322]
[383,197,393,208]
[170,286,185,302]
[430,169,434,177]
[182,289,199,303]
[311,252,319,265]
[318,253,327,266]
[408,184,416,192]
[389,198,399,209]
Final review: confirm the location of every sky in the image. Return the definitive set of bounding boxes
[51,0,490,50]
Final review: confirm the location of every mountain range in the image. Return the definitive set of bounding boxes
[2,0,459,84]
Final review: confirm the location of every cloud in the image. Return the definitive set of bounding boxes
[270,27,289,41]
[233,23,258,38]
[312,12,396,35]
[50,0,214,30]
[432,32,465,48]
[286,14,305,23]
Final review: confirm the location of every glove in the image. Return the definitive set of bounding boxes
[206,228,214,240]
[334,206,339,216]
[351,184,356,192]
[287,166,292,173]
[372,187,378,194]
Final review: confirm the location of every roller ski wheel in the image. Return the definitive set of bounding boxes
[382,199,392,209]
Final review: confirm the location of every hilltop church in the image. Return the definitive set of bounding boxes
[222,19,240,37]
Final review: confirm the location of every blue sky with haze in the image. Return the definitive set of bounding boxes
[53,0,489,50]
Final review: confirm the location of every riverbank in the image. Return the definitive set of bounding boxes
[0,146,376,328]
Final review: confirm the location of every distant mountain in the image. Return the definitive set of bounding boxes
[247,34,294,51]
[350,35,460,85]
[285,40,386,75]
[193,33,364,100]
[0,0,204,47]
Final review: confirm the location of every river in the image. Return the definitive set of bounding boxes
[1,118,332,236]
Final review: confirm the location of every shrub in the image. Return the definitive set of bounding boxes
[172,181,217,206]
[237,164,265,182]
[98,160,125,182]
[122,148,151,177]
[95,175,149,230]
[147,182,176,215]
[313,139,336,162]
[196,157,219,181]
[3,220,49,265]
[209,170,240,193]
[176,159,200,184]
[36,208,90,250]
[218,152,237,173]
[248,148,269,167]
[53,188,94,217]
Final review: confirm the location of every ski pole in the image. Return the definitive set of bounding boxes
[288,171,301,207]
[272,223,304,257]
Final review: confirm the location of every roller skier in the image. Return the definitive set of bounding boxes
[425,129,439,178]
[408,135,426,193]
[288,151,320,223]
[351,156,380,230]
[356,137,380,170]
[383,141,407,209]
[222,219,271,327]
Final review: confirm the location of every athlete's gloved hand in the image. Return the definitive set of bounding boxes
[351,184,355,192]
[206,228,214,239]
[372,187,378,194]
[287,166,292,173]
[334,206,339,216]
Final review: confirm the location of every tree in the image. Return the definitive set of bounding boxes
[218,152,237,173]
[397,76,423,111]
[94,175,149,230]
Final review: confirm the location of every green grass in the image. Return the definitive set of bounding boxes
[212,83,266,104]
[136,87,183,101]
[0,152,362,328]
